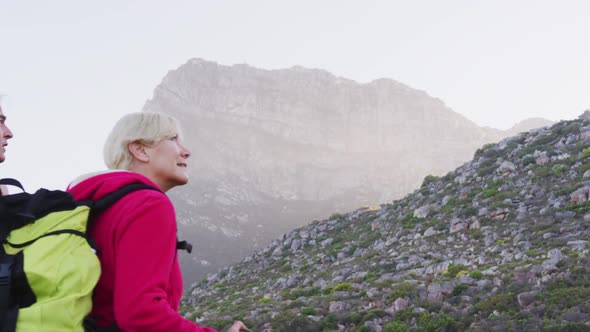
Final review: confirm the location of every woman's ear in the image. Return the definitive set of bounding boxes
[128,141,150,163]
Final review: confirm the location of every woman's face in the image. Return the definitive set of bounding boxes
[145,134,191,191]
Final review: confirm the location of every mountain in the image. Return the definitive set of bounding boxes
[143,58,553,285]
[506,118,556,137]
[182,112,590,331]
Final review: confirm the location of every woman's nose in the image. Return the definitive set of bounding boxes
[180,144,191,158]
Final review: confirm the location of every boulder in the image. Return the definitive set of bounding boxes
[450,218,468,233]
[570,187,589,204]
[536,154,550,165]
[497,161,517,175]
[392,297,410,314]
[517,291,538,307]
[414,205,432,218]
[329,301,350,313]
[423,227,437,237]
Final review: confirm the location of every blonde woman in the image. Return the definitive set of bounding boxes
[68,112,247,332]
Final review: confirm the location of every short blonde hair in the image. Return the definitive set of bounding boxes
[104,112,183,170]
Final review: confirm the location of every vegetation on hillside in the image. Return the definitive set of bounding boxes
[182,112,590,331]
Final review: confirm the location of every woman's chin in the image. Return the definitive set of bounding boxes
[176,175,189,186]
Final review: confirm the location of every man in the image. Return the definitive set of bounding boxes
[1,101,14,195]
[0,102,14,163]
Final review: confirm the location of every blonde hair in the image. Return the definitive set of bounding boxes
[103,112,183,170]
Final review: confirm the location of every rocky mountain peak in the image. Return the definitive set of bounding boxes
[143,59,558,286]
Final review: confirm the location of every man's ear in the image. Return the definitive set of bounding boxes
[128,141,150,163]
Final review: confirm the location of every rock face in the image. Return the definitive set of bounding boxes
[183,114,590,331]
[143,58,553,284]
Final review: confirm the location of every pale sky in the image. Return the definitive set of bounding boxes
[1,0,589,191]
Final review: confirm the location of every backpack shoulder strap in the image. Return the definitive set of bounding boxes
[0,178,25,193]
[82,184,162,253]
[1,187,79,246]
[89,183,162,212]
[86,183,193,254]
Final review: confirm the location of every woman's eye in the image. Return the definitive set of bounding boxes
[170,135,178,141]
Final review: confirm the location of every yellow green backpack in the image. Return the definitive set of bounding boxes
[0,178,158,332]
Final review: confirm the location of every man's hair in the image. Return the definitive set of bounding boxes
[103,112,183,170]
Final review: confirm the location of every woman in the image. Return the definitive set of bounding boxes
[68,112,247,332]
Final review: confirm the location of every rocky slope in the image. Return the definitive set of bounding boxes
[144,58,552,284]
[182,111,590,331]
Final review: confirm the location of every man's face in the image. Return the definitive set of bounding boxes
[0,106,14,163]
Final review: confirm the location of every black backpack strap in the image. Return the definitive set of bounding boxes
[0,254,18,332]
[87,184,194,254]
[83,317,121,332]
[89,183,162,212]
[83,183,162,253]
[0,178,25,193]
[0,189,79,245]
[176,240,193,254]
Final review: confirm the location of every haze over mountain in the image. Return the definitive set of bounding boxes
[142,59,553,284]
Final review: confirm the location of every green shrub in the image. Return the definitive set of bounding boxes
[329,213,344,220]
[582,148,590,159]
[537,285,590,310]
[422,174,440,187]
[271,313,321,332]
[474,143,498,159]
[359,231,382,248]
[401,213,423,230]
[279,263,292,273]
[348,312,364,324]
[533,133,557,146]
[460,206,479,217]
[364,272,380,283]
[453,284,468,296]
[466,187,483,199]
[543,322,590,332]
[552,121,580,136]
[478,159,499,177]
[301,307,316,316]
[439,198,458,214]
[445,263,467,278]
[564,201,590,214]
[556,183,583,196]
[258,297,271,304]
[534,165,554,179]
[319,314,338,330]
[416,312,458,331]
[552,165,566,176]
[469,270,483,280]
[384,321,408,332]
[522,155,536,166]
[482,188,499,198]
[471,292,518,317]
[470,230,484,240]
[390,282,418,300]
[287,287,321,300]
[362,309,386,323]
[333,283,354,292]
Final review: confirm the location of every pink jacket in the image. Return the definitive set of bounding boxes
[68,171,216,332]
